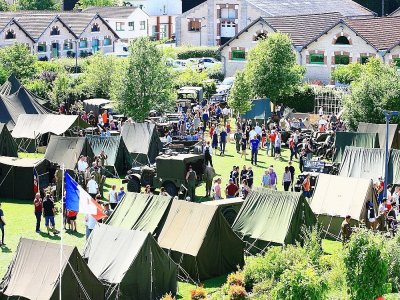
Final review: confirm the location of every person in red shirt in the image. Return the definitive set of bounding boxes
[66,210,78,232]
[225,178,239,198]
[33,193,43,233]
[268,130,277,157]
[102,110,109,127]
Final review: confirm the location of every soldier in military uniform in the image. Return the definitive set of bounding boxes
[185,165,197,201]
[54,166,63,200]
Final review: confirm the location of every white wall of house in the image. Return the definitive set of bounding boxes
[128,0,181,16]
[0,23,34,50]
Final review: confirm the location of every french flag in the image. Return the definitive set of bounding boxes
[65,173,106,221]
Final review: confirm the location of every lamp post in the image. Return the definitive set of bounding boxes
[383,110,399,197]
[199,17,206,46]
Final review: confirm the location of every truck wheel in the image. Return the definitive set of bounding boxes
[163,182,178,197]
[127,178,141,193]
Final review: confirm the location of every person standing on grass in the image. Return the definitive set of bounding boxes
[0,203,5,246]
[240,166,248,183]
[220,128,228,156]
[234,129,242,153]
[212,128,218,152]
[225,178,239,198]
[282,167,292,191]
[213,178,222,200]
[262,170,271,188]
[269,167,278,190]
[302,174,311,198]
[269,129,277,157]
[288,161,296,191]
[247,167,254,188]
[240,134,247,159]
[204,164,216,197]
[43,192,59,236]
[250,135,260,166]
[85,214,97,239]
[241,179,251,199]
[33,193,42,233]
[87,175,98,200]
[186,165,197,201]
[204,141,213,167]
[108,185,118,210]
[274,133,282,160]
[117,186,125,203]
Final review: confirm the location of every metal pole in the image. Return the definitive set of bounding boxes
[199,25,202,46]
[75,40,78,74]
[384,112,390,198]
[60,164,65,300]
[382,0,385,16]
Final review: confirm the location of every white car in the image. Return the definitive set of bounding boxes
[198,57,221,69]
[216,77,235,93]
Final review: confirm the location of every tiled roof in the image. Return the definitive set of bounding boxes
[345,16,400,50]
[247,0,375,17]
[264,12,343,46]
[84,6,139,19]
[57,12,98,35]
[13,14,58,39]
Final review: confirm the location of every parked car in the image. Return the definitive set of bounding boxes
[216,76,235,93]
[199,57,221,69]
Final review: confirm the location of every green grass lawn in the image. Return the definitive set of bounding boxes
[1,138,327,299]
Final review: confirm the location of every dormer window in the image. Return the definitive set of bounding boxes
[91,23,100,32]
[5,29,15,39]
[50,26,60,36]
[335,36,350,45]
[254,32,267,41]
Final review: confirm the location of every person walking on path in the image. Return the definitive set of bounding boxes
[211,128,219,151]
[282,167,292,191]
[33,193,42,233]
[186,165,197,201]
[203,141,213,167]
[220,128,228,155]
[234,130,242,153]
[108,185,118,210]
[250,135,260,166]
[0,203,5,246]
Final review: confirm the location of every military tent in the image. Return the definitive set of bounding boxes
[390,150,400,184]
[157,200,244,281]
[0,73,22,95]
[0,156,49,200]
[0,123,17,157]
[339,147,386,181]
[121,123,163,165]
[83,98,110,116]
[45,136,94,170]
[232,188,316,253]
[86,135,132,176]
[243,98,271,123]
[310,174,377,238]
[12,114,89,153]
[0,238,104,300]
[358,122,400,149]
[82,224,177,300]
[333,131,379,162]
[106,192,172,235]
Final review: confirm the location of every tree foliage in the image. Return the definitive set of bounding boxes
[0,43,35,80]
[18,0,57,10]
[228,70,251,114]
[244,32,304,102]
[332,63,363,84]
[113,37,174,122]
[75,0,116,9]
[343,58,400,129]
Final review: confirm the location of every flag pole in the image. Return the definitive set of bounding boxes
[60,164,64,300]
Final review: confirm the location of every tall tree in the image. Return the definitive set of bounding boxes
[228,70,251,114]
[75,0,116,9]
[18,0,57,10]
[113,37,174,122]
[0,43,36,80]
[244,32,304,103]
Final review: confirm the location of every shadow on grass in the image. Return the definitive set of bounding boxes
[39,232,61,241]
[1,245,11,253]
[66,230,85,238]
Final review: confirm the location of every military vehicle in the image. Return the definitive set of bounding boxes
[123,153,205,197]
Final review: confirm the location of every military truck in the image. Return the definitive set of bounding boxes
[123,153,205,197]
[177,86,204,109]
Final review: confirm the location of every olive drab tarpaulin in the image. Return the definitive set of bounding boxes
[0,123,17,157]
[333,131,379,163]
[358,122,400,149]
[232,188,316,253]
[45,136,95,170]
[106,192,172,235]
[0,238,104,300]
[310,174,377,238]
[82,224,177,300]
[157,200,244,281]
[83,98,110,117]
[0,157,49,200]
[0,75,52,130]
[156,153,205,181]
[121,123,163,165]
[86,135,132,175]
[243,98,271,122]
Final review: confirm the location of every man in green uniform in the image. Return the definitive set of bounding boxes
[234,130,242,153]
[186,165,197,201]
[54,166,63,199]
[341,215,352,244]
[203,164,216,197]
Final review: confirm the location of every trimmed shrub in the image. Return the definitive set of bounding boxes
[276,85,315,113]
[176,46,220,60]
[190,286,207,300]
[228,285,248,300]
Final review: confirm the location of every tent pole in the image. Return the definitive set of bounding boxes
[60,164,64,300]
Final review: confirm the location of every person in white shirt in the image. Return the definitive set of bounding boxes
[319,107,323,117]
[254,123,262,136]
[222,107,230,125]
[85,214,97,239]
[109,185,118,210]
[249,128,257,141]
[166,132,172,144]
[77,156,88,172]
[87,175,98,199]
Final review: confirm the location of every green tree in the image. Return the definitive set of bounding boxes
[0,43,36,80]
[244,32,304,103]
[113,37,174,122]
[228,70,251,114]
[344,229,388,300]
[0,0,9,11]
[18,0,57,10]
[343,58,400,129]
[332,63,363,84]
[75,0,116,9]
[49,72,74,106]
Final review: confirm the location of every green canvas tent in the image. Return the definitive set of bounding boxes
[358,122,400,149]
[333,131,379,162]
[0,156,49,200]
[0,238,104,300]
[121,123,163,165]
[82,224,177,300]
[310,174,377,239]
[86,135,132,176]
[157,200,244,281]
[45,136,94,170]
[106,192,172,235]
[0,123,17,157]
[339,146,385,181]
[232,188,316,254]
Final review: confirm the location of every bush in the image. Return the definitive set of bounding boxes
[227,271,245,287]
[207,64,224,82]
[176,46,220,60]
[271,263,328,300]
[276,84,315,113]
[24,79,50,99]
[190,286,207,300]
[228,285,248,300]
[160,292,175,300]
[344,229,388,300]
[386,236,400,292]
[302,225,323,266]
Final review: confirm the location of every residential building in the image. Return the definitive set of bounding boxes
[128,0,182,39]
[84,6,149,42]
[176,0,374,46]
[0,11,119,59]
[218,13,400,83]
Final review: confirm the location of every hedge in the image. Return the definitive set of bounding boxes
[277,85,315,113]
[176,46,220,60]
